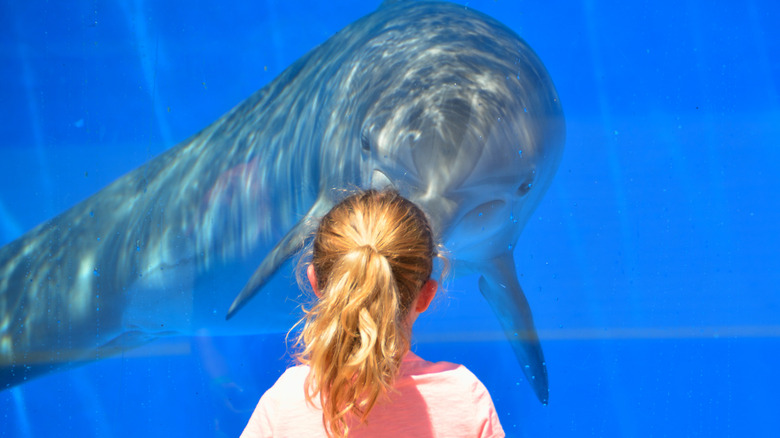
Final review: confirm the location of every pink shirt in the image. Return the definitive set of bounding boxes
[241,352,504,437]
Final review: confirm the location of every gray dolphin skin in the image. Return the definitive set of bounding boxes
[0,0,563,403]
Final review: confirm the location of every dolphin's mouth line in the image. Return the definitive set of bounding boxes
[439,197,523,258]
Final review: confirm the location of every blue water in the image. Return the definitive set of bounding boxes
[1,0,778,436]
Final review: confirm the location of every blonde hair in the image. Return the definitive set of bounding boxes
[295,189,435,438]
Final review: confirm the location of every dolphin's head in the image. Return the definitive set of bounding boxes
[355,4,565,266]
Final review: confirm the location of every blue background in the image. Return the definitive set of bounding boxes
[1,0,778,436]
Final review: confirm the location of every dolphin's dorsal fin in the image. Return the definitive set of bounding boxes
[477,252,549,404]
[379,0,415,9]
[225,196,333,320]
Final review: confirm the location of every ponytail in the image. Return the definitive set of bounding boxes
[295,190,434,438]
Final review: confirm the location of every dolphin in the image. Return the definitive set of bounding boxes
[0,0,563,403]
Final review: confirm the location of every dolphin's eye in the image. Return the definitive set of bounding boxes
[516,176,534,197]
[361,133,371,152]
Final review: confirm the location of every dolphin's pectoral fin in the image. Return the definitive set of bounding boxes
[225,197,333,320]
[478,253,549,404]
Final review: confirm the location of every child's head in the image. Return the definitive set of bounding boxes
[309,189,435,316]
[296,189,436,437]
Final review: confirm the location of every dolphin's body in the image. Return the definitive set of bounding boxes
[0,0,563,403]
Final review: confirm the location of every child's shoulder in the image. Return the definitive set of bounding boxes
[264,364,310,399]
[403,353,486,391]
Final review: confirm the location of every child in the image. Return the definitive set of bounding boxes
[241,189,504,437]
